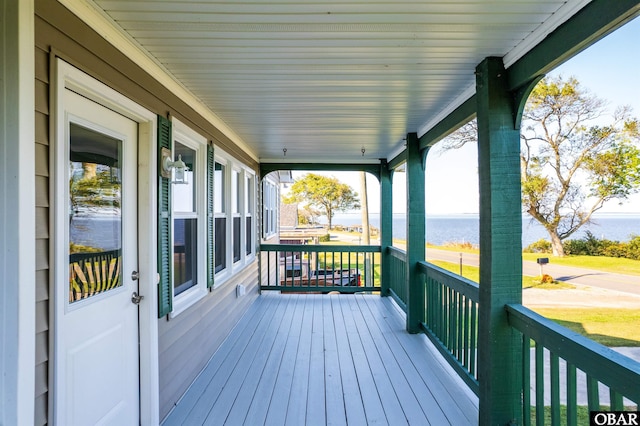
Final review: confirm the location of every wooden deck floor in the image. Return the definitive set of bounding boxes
[162,293,478,425]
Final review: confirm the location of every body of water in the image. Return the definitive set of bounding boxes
[325,213,640,247]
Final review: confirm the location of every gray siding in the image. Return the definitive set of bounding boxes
[34,43,50,426]
[34,1,261,423]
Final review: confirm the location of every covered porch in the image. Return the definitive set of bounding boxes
[2,0,640,425]
[162,292,478,425]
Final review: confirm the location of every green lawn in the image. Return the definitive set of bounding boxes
[426,242,640,275]
[521,252,640,275]
[532,308,640,347]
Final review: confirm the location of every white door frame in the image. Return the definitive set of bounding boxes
[52,59,159,425]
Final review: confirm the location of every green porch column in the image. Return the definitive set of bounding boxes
[476,57,524,424]
[379,160,393,297]
[405,133,426,333]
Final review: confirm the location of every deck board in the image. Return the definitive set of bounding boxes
[362,296,479,424]
[338,296,388,426]
[162,293,478,426]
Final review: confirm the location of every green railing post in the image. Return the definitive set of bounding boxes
[405,133,426,333]
[380,160,393,297]
[476,57,524,424]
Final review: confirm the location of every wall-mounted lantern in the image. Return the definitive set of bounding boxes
[160,147,188,184]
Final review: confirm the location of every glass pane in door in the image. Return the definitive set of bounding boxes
[68,123,123,303]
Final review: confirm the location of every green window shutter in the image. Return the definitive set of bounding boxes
[157,115,173,317]
[207,143,215,288]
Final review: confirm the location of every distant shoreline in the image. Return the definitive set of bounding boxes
[315,213,640,247]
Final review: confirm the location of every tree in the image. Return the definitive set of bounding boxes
[443,76,640,256]
[283,173,360,229]
[521,76,640,256]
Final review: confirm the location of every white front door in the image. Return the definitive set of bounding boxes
[55,89,140,425]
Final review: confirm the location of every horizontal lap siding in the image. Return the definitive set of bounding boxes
[34,1,261,423]
[34,44,50,426]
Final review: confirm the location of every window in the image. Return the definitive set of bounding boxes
[170,120,207,315]
[213,147,256,282]
[232,169,241,263]
[263,178,278,238]
[245,175,254,255]
[214,161,226,273]
[173,142,198,296]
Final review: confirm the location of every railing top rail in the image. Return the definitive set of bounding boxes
[418,260,479,302]
[506,303,640,402]
[261,244,381,253]
[70,249,122,262]
[388,246,406,259]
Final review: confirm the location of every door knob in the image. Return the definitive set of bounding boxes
[131,292,144,305]
[131,270,140,281]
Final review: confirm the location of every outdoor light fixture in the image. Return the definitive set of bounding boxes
[160,147,188,184]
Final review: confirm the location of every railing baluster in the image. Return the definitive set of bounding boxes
[470,302,477,379]
[451,290,458,357]
[587,375,600,412]
[439,283,445,344]
[610,388,623,411]
[523,334,531,426]
[462,296,469,369]
[444,287,450,348]
[456,292,463,360]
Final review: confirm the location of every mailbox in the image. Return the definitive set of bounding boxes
[537,257,549,265]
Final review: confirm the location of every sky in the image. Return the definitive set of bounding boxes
[292,16,640,216]
[423,16,640,215]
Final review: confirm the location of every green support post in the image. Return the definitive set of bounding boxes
[380,160,393,297]
[405,133,426,333]
[476,57,524,425]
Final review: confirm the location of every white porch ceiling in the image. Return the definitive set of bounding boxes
[88,0,590,163]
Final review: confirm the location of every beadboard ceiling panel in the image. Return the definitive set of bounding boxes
[89,0,591,163]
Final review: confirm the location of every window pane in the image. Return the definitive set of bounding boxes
[173,142,196,213]
[215,217,226,273]
[233,217,241,263]
[214,162,225,213]
[173,218,198,295]
[232,170,240,214]
[245,175,253,214]
[246,216,252,255]
[68,123,122,303]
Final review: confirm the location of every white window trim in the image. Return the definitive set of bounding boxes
[232,167,242,265]
[213,156,229,283]
[245,173,255,257]
[170,118,208,318]
[213,147,257,285]
[263,177,279,239]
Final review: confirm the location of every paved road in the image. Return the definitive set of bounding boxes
[425,247,640,296]
[335,235,639,296]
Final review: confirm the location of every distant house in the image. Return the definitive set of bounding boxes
[280,203,299,230]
